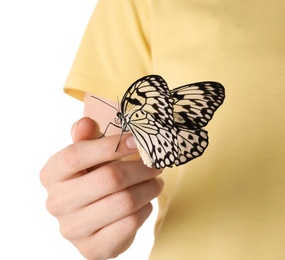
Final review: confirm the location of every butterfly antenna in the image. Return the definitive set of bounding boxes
[90,95,118,111]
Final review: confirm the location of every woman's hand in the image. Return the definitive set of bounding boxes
[40,117,163,260]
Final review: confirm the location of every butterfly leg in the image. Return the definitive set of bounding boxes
[115,130,124,152]
[100,122,121,138]
[114,123,130,152]
[100,121,127,153]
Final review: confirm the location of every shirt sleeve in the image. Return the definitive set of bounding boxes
[63,0,151,101]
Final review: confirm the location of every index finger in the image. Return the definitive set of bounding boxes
[41,134,138,184]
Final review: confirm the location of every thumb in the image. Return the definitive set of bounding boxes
[71,117,100,142]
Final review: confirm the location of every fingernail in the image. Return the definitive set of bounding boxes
[71,120,79,138]
[126,136,137,149]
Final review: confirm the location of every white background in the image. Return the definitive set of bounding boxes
[0,1,157,259]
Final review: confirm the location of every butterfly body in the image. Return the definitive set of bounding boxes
[94,75,225,169]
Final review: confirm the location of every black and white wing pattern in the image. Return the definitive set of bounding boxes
[119,75,180,168]
[174,127,209,166]
[96,75,225,169]
[171,82,225,129]
[170,82,225,166]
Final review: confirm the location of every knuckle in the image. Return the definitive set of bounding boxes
[59,217,82,241]
[123,213,142,231]
[116,189,137,213]
[59,144,81,170]
[81,247,113,260]
[39,157,55,186]
[153,178,163,194]
[40,144,82,186]
[39,165,48,186]
[101,163,126,190]
[78,247,94,260]
[45,193,61,216]
[107,248,121,260]
[113,204,153,240]
[148,178,163,200]
[59,222,75,240]
[44,185,67,217]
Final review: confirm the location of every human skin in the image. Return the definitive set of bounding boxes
[40,94,163,260]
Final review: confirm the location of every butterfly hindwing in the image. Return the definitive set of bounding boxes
[127,110,179,168]
[174,127,208,166]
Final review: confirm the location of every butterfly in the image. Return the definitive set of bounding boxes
[92,75,225,169]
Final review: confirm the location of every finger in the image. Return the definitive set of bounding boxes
[41,134,138,184]
[71,117,100,142]
[73,203,153,260]
[45,160,161,215]
[58,177,164,239]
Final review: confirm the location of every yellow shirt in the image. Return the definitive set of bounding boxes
[64,1,285,259]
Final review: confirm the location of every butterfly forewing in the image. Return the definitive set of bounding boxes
[121,75,175,126]
[120,75,179,168]
[171,82,225,129]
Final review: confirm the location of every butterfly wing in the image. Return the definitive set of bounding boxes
[171,81,225,166]
[121,75,174,126]
[171,82,225,129]
[128,110,179,169]
[174,127,208,166]
[120,75,179,168]
[120,76,225,168]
